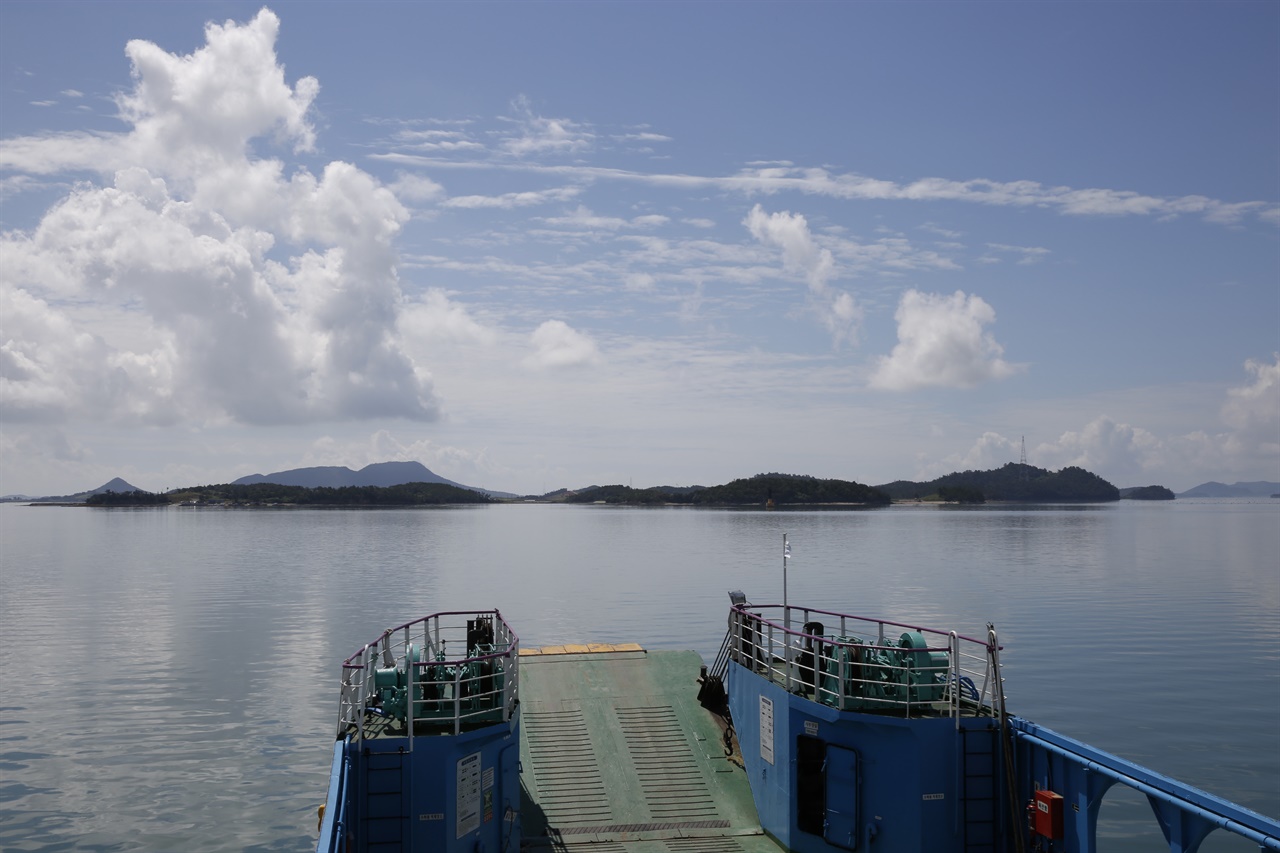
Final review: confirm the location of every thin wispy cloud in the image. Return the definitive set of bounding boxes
[442,186,582,209]
[370,155,1278,228]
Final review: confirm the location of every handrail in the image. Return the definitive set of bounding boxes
[725,603,1001,717]
[315,739,348,853]
[334,610,519,745]
[1012,718,1280,852]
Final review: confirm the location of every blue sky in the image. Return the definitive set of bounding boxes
[1,1,1277,496]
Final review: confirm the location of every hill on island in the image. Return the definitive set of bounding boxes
[875,463,1120,502]
[1118,485,1176,500]
[560,473,889,506]
[26,477,144,503]
[232,461,513,497]
[234,461,460,488]
[167,481,491,506]
[1178,481,1280,498]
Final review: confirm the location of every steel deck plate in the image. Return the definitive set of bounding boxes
[518,648,783,852]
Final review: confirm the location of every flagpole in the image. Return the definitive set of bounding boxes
[782,532,790,631]
[783,532,792,689]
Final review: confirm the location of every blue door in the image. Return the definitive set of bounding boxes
[824,745,859,850]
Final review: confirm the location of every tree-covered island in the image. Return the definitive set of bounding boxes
[87,482,493,506]
[1118,485,1176,500]
[74,463,1134,507]
[561,473,890,506]
[875,463,1120,502]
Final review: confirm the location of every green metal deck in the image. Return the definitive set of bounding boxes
[518,645,784,853]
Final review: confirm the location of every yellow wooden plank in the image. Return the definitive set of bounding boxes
[521,642,647,656]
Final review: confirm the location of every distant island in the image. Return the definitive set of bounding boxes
[875,463,1119,503]
[79,482,490,507]
[16,477,144,504]
[1176,480,1280,498]
[232,460,514,498]
[559,473,890,507]
[1118,485,1175,501]
[30,461,1280,509]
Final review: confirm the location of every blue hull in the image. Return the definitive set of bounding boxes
[727,658,1006,852]
[719,602,1280,853]
[318,713,519,852]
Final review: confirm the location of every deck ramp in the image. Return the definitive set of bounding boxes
[518,647,783,853]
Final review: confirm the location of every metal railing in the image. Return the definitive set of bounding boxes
[725,604,1000,719]
[336,610,519,743]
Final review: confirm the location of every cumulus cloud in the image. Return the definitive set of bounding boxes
[390,172,445,203]
[1220,354,1279,447]
[744,204,861,346]
[524,320,600,368]
[927,356,1280,488]
[1034,417,1164,478]
[925,419,1162,487]
[870,290,1021,391]
[0,9,438,426]
[398,289,497,347]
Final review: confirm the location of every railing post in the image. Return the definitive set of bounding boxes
[838,640,848,711]
[949,631,960,725]
[454,665,463,736]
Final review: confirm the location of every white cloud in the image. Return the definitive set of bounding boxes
[744,203,861,345]
[870,289,1021,391]
[745,204,834,292]
[111,10,319,191]
[1220,354,1279,447]
[524,320,600,368]
[500,95,594,157]
[613,131,672,144]
[923,357,1280,488]
[389,156,1277,228]
[625,273,656,293]
[921,420,1162,487]
[442,186,581,209]
[389,172,445,203]
[392,128,485,153]
[985,243,1051,265]
[398,289,497,347]
[1033,417,1164,479]
[0,9,438,427]
[926,431,1019,476]
[540,205,668,231]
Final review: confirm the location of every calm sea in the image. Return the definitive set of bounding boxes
[1,499,1276,851]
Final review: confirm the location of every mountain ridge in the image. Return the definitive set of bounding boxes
[1177,480,1280,498]
[16,477,146,503]
[231,461,513,497]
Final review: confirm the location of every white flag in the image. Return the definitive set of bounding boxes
[784,541,792,560]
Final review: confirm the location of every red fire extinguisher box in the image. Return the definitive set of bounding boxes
[1034,789,1064,839]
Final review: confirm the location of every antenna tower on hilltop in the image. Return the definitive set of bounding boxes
[1020,436,1027,466]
